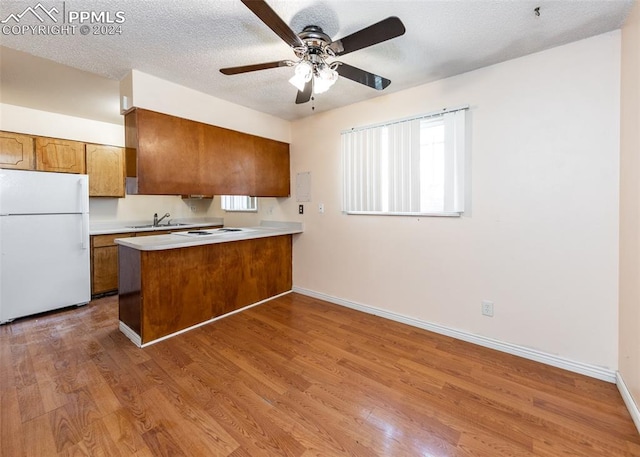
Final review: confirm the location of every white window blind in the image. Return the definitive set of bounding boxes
[221,195,258,212]
[342,107,467,216]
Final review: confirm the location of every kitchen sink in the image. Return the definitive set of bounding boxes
[127,223,191,229]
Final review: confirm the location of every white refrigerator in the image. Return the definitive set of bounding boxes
[0,169,90,323]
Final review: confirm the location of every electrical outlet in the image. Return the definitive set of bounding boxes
[190,206,197,213]
[298,204,304,214]
[481,300,494,317]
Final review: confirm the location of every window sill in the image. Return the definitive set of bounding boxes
[344,211,462,217]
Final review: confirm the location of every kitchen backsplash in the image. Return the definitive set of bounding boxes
[89,194,286,226]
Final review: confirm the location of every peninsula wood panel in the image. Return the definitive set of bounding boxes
[35,137,85,174]
[119,235,292,343]
[85,144,126,197]
[118,245,142,335]
[0,131,34,170]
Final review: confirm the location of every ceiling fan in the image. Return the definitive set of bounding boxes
[220,0,406,104]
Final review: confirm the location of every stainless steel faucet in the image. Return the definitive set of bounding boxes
[153,212,170,226]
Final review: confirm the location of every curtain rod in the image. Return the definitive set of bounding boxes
[342,104,469,134]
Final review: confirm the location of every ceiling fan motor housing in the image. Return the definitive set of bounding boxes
[297,25,333,58]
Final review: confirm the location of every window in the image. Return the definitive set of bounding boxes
[342,107,467,216]
[221,195,258,212]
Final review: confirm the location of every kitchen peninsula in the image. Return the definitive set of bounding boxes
[116,221,302,346]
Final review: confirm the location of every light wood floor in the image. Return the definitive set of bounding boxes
[1,292,639,456]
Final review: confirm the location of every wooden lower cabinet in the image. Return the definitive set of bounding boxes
[91,233,135,296]
[119,235,293,344]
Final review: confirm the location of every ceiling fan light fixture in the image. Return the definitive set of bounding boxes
[289,60,313,91]
[313,64,338,94]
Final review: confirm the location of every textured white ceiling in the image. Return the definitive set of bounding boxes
[0,0,634,124]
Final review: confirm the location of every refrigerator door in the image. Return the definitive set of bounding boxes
[0,169,88,215]
[0,213,90,323]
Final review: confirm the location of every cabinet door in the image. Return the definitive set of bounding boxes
[91,233,135,295]
[92,245,119,295]
[134,109,202,195]
[0,131,35,170]
[36,137,85,174]
[86,144,125,197]
[253,137,290,197]
[201,126,255,195]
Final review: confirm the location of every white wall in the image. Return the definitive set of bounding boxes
[286,32,621,370]
[122,70,291,143]
[619,1,640,416]
[1,103,124,145]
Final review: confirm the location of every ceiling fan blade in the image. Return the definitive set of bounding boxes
[241,0,304,49]
[329,17,405,56]
[295,80,312,104]
[220,60,292,75]
[337,63,391,90]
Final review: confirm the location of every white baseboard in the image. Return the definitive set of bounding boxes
[292,286,617,383]
[119,321,142,347]
[617,372,640,434]
[119,290,292,348]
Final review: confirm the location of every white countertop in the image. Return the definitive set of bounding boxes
[114,221,303,251]
[90,217,224,235]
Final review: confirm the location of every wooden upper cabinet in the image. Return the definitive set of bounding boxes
[201,126,255,195]
[86,144,126,197]
[35,137,85,174]
[0,131,35,170]
[125,108,290,197]
[253,136,290,197]
[128,109,203,195]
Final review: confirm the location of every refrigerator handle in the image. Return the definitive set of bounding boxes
[79,178,89,250]
[82,213,89,250]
